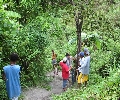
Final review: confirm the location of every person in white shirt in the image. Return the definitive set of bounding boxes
[76,52,85,83]
[77,48,90,87]
[78,52,85,73]
[66,53,72,68]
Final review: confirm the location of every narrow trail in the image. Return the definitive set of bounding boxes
[23,71,65,100]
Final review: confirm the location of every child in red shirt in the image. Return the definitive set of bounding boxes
[59,57,72,91]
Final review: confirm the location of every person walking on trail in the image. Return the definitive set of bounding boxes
[59,57,72,91]
[77,52,85,84]
[2,53,21,100]
[77,48,90,87]
[51,50,58,75]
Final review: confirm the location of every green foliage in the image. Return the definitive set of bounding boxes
[50,0,120,99]
[52,67,120,100]
[0,0,120,99]
[0,2,48,99]
[0,70,7,99]
[0,3,20,68]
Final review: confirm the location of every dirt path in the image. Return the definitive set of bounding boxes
[23,71,65,100]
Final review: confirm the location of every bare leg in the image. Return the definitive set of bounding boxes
[52,64,55,78]
[12,97,18,100]
[55,64,58,75]
[85,81,87,87]
[78,83,81,88]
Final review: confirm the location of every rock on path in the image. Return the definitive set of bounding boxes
[23,71,64,100]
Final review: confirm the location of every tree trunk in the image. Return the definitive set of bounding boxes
[74,12,83,82]
[75,12,83,68]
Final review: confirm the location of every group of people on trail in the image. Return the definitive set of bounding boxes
[1,48,90,100]
[52,48,90,91]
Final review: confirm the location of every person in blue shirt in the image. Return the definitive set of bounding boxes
[3,53,21,100]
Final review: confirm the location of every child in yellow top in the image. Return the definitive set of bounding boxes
[52,50,58,75]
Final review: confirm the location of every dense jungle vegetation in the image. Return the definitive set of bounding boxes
[0,0,120,100]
